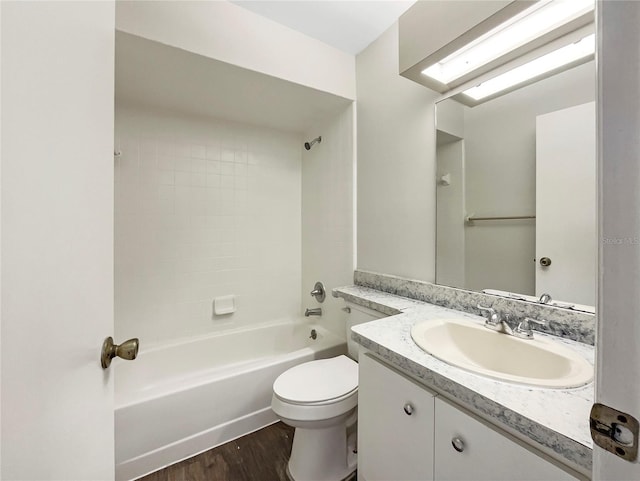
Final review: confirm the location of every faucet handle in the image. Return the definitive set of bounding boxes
[514,317,548,339]
[309,281,326,303]
[477,304,494,314]
[523,317,548,327]
[477,304,504,330]
[477,304,497,320]
[539,293,552,304]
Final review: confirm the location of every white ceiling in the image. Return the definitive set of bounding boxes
[230,0,417,55]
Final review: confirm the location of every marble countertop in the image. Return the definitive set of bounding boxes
[335,285,594,472]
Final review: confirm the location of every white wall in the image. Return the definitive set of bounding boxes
[435,99,466,287]
[302,105,355,337]
[115,0,356,101]
[436,138,465,287]
[437,99,465,139]
[115,105,302,345]
[463,61,595,294]
[356,23,439,281]
[1,2,115,479]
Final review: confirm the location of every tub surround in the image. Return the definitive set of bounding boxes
[114,105,304,346]
[353,270,595,344]
[333,284,594,474]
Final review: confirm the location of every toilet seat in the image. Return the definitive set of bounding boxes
[272,355,359,422]
[274,387,357,407]
[273,355,358,404]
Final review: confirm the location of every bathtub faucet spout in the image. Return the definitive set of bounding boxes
[305,307,322,317]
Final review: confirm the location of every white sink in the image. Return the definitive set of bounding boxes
[410,318,593,389]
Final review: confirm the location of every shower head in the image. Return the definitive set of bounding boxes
[304,136,322,151]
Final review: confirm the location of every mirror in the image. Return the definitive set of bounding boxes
[435,60,596,311]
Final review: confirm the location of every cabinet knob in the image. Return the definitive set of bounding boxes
[403,403,414,415]
[451,437,465,453]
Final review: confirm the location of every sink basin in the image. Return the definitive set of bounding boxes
[410,319,593,388]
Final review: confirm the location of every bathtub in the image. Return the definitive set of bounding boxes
[114,319,346,481]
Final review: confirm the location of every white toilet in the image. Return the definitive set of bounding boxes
[271,302,383,481]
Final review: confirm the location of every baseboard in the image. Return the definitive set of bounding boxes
[116,407,279,481]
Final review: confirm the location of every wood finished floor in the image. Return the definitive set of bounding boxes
[139,422,294,481]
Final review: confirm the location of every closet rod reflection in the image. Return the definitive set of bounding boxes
[466,215,536,221]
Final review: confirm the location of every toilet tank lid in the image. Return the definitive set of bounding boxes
[273,355,358,404]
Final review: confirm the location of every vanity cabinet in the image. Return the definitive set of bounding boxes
[358,353,435,481]
[359,354,583,481]
[434,397,578,480]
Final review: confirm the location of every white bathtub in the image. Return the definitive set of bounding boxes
[115,319,346,481]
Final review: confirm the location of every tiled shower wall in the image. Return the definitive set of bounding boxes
[302,105,355,337]
[115,105,302,345]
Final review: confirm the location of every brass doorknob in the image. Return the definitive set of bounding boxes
[101,336,139,369]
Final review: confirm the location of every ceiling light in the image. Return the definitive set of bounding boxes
[421,0,594,84]
[462,33,595,100]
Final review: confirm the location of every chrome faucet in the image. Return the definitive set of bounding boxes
[309,281,326,303]
[477,305,547,340]
[305,307,322,317]
[513,317,548,340]
[539,293,552,304]
[477,304,513,335]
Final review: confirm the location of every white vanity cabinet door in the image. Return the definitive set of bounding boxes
[434,398,579,481]
[358,354,436,481]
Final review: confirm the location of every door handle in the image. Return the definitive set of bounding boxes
[539,257,552,267]
[101,337,139,369]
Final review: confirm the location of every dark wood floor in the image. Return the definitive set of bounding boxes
[139,422,294,481]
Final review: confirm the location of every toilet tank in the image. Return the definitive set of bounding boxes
[345,302,386,361]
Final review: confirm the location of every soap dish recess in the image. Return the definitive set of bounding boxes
[214,295,236,315]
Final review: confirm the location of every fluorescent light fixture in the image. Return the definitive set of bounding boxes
[463,33,595,100]
[422,0,594,84]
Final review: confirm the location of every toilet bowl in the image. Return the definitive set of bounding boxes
[272,355,358,481]
[271,302,384,481]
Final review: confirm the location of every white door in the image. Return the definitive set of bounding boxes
[536,102,596,306]
[594,0,640,479]
[358,354,435,481]
[434,398,578,480]
[1,2,115,479]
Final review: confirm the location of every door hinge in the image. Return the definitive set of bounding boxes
[590,403,639,461]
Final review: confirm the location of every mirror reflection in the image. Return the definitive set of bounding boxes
[435,60,596,310]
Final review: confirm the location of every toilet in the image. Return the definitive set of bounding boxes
[271,302,384,481]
